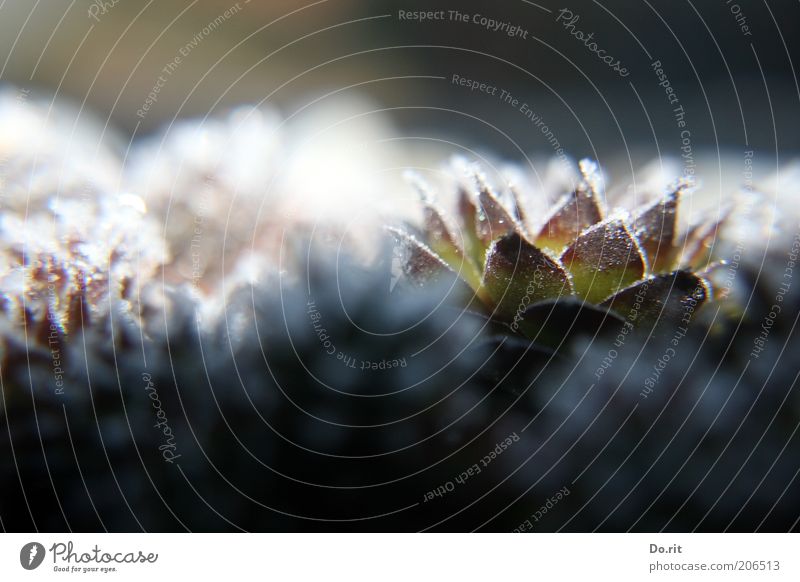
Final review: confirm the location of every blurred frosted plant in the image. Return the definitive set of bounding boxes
[0,88,423,357]
[1,84,798,533]
[390,159,728,347]
[0,192,167,344]
[123,106,284,288]
[0,88,170,358]
[124,97,412,289]
[0,88,123,211]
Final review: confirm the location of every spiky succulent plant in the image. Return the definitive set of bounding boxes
[389,160,725,346]
[3,90,799,532]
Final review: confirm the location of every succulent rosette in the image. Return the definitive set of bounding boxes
[389,160,726,347]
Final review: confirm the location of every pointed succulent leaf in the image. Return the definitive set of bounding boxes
[697,261,729,302]
[457,185,477,228]
[456,186,486,269]
[561,218,646,304]
[417,194,482,289]
[386,227,453,287]
[422,200,461,254]
[578,158,605,197]
[409,176,464,257]
[536,185,603,253]
[634,189,680,273]
[679,208,731,270]
[474,179,523,246]
[601,270,708,328]
[482,232,572,320]
[396,158,724,344]
[508,187,529,229]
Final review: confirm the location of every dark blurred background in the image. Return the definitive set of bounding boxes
[3,0,800,534]
[1,0,798,164]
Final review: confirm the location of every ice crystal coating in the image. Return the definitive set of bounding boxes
[390,160,723,343]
